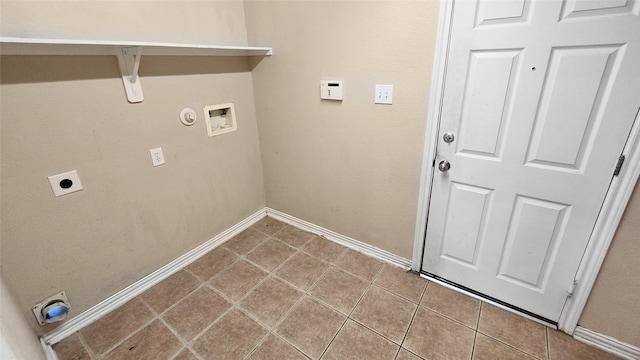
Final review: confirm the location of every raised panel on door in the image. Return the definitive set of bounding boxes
[526,45,624,172]
[497,196,570,291]
[457,49,522,160]
[440,182,493,269]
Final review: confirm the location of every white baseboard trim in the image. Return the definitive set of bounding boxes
[42,208,267,346]
[40,338,57,360]
[42,208,411,347]
[266,208,411,269]
[573,326,640,360]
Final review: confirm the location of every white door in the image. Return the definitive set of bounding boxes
[422,0,640,321]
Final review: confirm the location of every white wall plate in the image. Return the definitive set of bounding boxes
[47,170,83,197]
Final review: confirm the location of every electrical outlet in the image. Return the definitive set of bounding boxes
[48,170,83,197]
[375,84,393,104]
[149,147,165,167]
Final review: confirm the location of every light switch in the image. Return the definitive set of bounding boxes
[321,80,343,100]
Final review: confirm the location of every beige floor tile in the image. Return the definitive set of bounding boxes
[548,329,620,360]
[246,238,297,271]
[248,334,308,360]
[53,333,91,360]
[173,348,199,360]
[421,282,481,329]
[80,298,154,356]
[334,249,383,281]
[303,237,347,263]
[403,307,475,360]
[210,259,268,301]
[322,319,399,360]
[102,320,182,360]
[223,228,269,255]
[275,252,330,291]
[396,348,423,360]
[239,277,303,327]
[350,286,417,344]
[478,304,548,359]
[473,333,536,360]
[309,267,369,314]
[274,224,316,248]
[276,296,346,359]
[374,265,427,303]
[140,269,200,313]
[162,287,231,341]
[252,216,287,236]
[186,246,238,281]
[192,308,268,360]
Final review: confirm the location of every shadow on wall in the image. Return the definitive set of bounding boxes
[0,55,257,85]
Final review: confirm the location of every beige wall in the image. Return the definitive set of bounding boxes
[244,0,440,259]
[245,0,640,347]
[0,1,266,335]
[579,182,640,347]
[2,0,638,348]
[1,0,248,46]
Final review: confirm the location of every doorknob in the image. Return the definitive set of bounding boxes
[443,132,455,143]
[438,160,451,172]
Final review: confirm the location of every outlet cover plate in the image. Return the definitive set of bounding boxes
[150,147,165,167]
[48,170,83,197]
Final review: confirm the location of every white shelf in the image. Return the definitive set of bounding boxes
[0,37,273,56]
[0,37,272,103]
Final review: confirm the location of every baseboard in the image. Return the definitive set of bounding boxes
[573,326,640,360]
[40,338,58,360]
[42,208,267,346]
[42,207,411,347]
[266,208,411,269]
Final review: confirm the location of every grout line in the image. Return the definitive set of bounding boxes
[318,315,349,359]
[475,330,545,359]
[76,332,98,360]
[93,308,158,359]
[476,297,483,330]
[469,330,478,359]
[241,330,272,360]
[546,326,551,360]
[156,312,190,348]
[183,305,236,347]
[397,291,421,350]
[470,331,479,359]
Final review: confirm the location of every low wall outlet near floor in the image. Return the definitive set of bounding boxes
[47,170,83,197]
[204,103,237,137]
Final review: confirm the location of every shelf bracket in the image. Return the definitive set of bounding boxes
[117,46,144,103]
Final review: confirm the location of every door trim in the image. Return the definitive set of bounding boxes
[412,0,640,334]
[411,0,454,272]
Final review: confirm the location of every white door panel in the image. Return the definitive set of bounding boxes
[423,0,640,321]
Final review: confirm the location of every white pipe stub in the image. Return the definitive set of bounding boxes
[180,108,197,126]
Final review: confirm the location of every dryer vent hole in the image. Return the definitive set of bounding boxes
[59,179,73,189]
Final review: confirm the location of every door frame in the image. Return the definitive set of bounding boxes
[412,0,640,334]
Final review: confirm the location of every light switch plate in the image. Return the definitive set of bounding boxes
[375,84,393,104]
[48,170,83,197]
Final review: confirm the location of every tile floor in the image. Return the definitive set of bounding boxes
[53,217,620,360]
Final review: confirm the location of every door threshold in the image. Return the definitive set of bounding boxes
[420,271,559,329]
